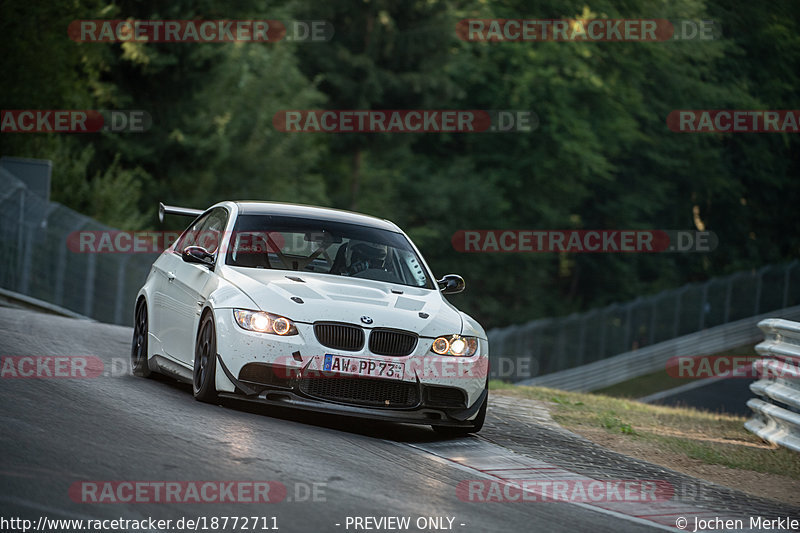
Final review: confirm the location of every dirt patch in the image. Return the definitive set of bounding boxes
[572,425,800,507]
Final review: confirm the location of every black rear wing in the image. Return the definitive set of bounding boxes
[158,202,204,223]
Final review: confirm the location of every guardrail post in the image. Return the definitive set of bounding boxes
[530,323,541,378]
[55,219,87,306]
[16,188,25,290]
[83,253,96,317]
[624,302,633,351]
[576,314,586,365]
[699,283,708,330]
[723,278,732,323]
[19,225,35,295]
[754,267,766,315]
[488,327,508,380]
[114,255,131,324]
[781,261,797,309]
[555,321,567,371]
[598,309,608,359]
[673,289,683,337]
[649,299,657,344]
[491,328,505,380]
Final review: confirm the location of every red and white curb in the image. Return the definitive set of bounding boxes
[405,437,744,531]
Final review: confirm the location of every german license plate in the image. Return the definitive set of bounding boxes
[323,354,404,380]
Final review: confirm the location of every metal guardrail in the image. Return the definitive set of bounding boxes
[0,286,94,320]
[489,261,800,380]
[745,318,800,452]
[513,304,800,392]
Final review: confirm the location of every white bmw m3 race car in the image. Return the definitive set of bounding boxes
[132,201,489,435]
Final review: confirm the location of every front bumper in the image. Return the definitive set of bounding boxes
[216,358,487,426]
[212,309,488,425]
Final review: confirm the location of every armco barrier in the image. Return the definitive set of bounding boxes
[513,305,800,392]
[488,261,800,380]
[744,318,800,452]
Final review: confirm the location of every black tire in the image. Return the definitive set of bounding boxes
[193,312,219,403]
[433,384,488,437]
[131,299,151,377]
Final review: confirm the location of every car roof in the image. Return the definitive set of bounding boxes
[233,201,402,232]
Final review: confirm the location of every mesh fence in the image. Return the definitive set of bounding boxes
[0,170,158,326]
[2,169,799,366]
[488,261,800,381]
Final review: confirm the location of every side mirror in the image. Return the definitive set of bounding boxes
[437,274,465,295]
[182,246,214,267]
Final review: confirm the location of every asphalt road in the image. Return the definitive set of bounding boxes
[647,378,754,416]
[1,307,796,532]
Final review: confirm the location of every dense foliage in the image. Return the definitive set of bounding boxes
[2,0,798,328]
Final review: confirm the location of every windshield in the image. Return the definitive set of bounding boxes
[225,214,434,289]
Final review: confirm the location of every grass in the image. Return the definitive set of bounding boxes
[489,380,800,480]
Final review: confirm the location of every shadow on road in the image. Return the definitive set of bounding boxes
[146,371,467,444]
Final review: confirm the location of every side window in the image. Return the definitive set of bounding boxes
[196,209,227,254]
[174,208,228,255]
[174,213,210,254]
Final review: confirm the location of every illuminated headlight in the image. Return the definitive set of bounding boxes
[430,335,479,356]
[233,309,298,336]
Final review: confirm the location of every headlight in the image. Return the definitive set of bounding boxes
[233,309,298,336]
[430,335,479,356]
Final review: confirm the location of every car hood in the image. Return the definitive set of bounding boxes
[221,267,468,338]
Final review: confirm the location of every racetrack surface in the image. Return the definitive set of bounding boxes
[1,307,797,532]
[645,378,753,416]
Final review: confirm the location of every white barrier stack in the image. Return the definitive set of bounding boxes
[744,318,800,452]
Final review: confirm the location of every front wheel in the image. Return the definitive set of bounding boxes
[131,299,151,377]
[193,312,219,403]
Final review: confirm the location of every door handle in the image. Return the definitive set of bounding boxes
[167,271,176,282]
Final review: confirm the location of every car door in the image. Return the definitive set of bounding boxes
[149,212,209,358]
[160,208,228,366]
